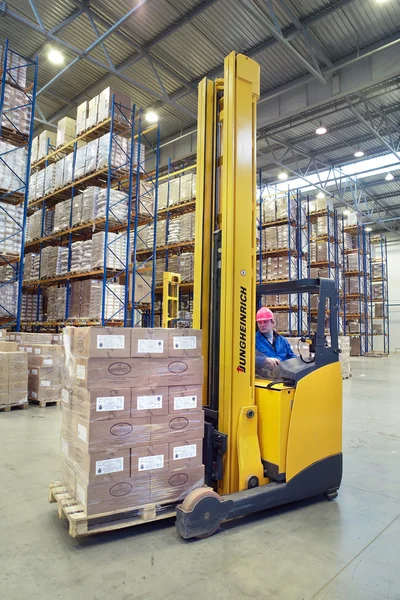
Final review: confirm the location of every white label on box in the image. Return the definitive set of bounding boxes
[76,482,86,505]
[31,391,37,399]
[40,380,51,387]
[77,423,87,442]
[32,369,38,375]
[174,395,198,410]
[26,347,32,353]
[173,443,197,460]
[76,365,85,380]
[9,334,15,340]
[62,388,70,404]
[96,457,124,475]
[43,358,53,366]
[97,334,125,350]
[137,339,164,353]
[34,348,41,354]
[173,336,197,350]
[61,439,68,456]
[137,394,163,411]
[96,396,125,412]
[138,454,164,471]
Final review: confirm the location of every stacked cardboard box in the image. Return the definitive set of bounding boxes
[60,327,204,516]
[56,117,76,148]
[19,342,63,403]
[0,348,28,407]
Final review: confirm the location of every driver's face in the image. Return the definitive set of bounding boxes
[258,319,274,334]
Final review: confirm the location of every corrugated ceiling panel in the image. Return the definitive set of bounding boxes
[89,0,183,47]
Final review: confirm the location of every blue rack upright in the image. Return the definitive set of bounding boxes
[0,40,37,331]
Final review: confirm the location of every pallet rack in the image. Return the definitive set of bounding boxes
[308,204,344,336]
[370,234,389,354]
[0,40,37,331]
[342,223,372,355]
[257,183,308,336]
[132,159,196,327]
[22,96,155,330]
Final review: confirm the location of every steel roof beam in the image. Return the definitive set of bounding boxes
[348,97,400,163]
[30,0,217,125]
[275,0,334,69]
[262,134,400,235]
[36,0,149,96]
[148,0,359,114]
[4,4,197,121]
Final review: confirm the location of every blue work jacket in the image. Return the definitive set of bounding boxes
[255,330,296,369]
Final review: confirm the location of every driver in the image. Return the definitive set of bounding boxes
[255,307,297,378]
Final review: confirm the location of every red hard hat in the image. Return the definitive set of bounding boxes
[256,307,274,322]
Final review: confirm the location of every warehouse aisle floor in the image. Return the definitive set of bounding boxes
[1,356,399,600]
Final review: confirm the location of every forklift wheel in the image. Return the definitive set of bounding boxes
[324,491,338,501]
[180,487,223,539]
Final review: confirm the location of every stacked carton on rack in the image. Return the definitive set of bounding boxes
[60,326,205,515]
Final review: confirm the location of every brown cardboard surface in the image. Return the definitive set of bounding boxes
[130,444,169,475]
[150,465,205,503]
[168,439,203,471]
[75,474,151,516]
[167,329,202,358]
[61,456,76,496]
[151,411,204,444]
[149,357,204,387]
[0,342,18,352]
[168,385,203,414]
[130,328,169,359]
[65,439,130,483]
[31,344,63,356]
[28,366,61,382]
[0,392,9,405]
[29,385,61,401]
[71,386,131,421]
[130,386,169,417]
[8,391,28,405]
[74,357,150,389]
[8,380,28,393]
[63,416,151,453]
[61,411,76,439]
[72,327,131,358]
[29,354,64,368]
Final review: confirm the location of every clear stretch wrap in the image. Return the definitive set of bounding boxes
[0,350,28,407]
[60,326,205,515]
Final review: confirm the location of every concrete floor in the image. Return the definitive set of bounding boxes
[1,357,400,600]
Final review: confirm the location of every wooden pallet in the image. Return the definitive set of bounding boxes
[0,402,29,412]
[48,482,178,538]
[29,398,60,408]
[365,351,385,357]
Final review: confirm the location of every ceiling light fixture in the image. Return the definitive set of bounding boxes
[315,122,327,135]
[385,172,394,181]
[316,191,325,199]
[48,48,64,65]
[365,227,372,232]
[145,111,159,123]
[354,149,365,158]
[277,171,288,181]
[343,210,350,216]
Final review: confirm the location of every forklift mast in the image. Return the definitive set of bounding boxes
[193,52,260,495]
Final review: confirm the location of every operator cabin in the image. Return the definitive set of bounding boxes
[255,307,296,378]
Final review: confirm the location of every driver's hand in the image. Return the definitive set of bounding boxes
[266,357,280,366]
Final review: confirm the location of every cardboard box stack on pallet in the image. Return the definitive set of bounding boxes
[18,332,63,404]
[60,326,205,516]
[0,342,28,409]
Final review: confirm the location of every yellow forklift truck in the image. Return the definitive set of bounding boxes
[175,52,342,539]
